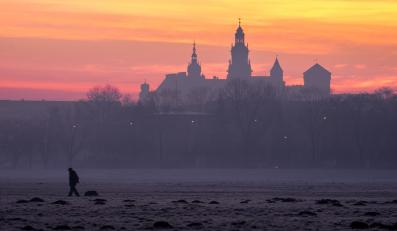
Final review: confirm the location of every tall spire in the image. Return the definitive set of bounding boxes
[187,41,202,78]
[228,19,251,79]
[192,41,197,60]
[235,18,245,44]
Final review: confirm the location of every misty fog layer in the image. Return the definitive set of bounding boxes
[0,82,396,169]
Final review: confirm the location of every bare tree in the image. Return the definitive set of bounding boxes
[217,79,278,164]
[87,84,122,103]
[375,87,395,100]
[87,85,122,123]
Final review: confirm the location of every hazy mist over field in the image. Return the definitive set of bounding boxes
[1,1,397,230]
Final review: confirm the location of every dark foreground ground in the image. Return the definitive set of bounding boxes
[1,169,397,230]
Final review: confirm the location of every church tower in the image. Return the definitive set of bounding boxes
[187,42,203,79]
[227,19,252,79]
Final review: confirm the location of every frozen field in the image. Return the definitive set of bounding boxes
[1,169,397,230]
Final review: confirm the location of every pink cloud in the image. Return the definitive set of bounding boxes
[1,37,397,100]
[334,64,348,69]
[354,64,367,69]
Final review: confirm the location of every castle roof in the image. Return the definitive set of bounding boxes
[304,63,331,75]
[271,58,283,73]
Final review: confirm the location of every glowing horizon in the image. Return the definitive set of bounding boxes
[0,0,396,100]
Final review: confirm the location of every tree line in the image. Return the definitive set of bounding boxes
[0,82,396,169]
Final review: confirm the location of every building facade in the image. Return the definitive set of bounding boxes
[140,21,332,102]
[304,63,332,95]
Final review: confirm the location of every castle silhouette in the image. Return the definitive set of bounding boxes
[139,20,331,102]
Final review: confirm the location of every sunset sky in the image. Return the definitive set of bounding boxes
[1,0,396,100]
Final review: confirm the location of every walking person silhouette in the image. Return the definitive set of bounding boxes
[68,168,80,197]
